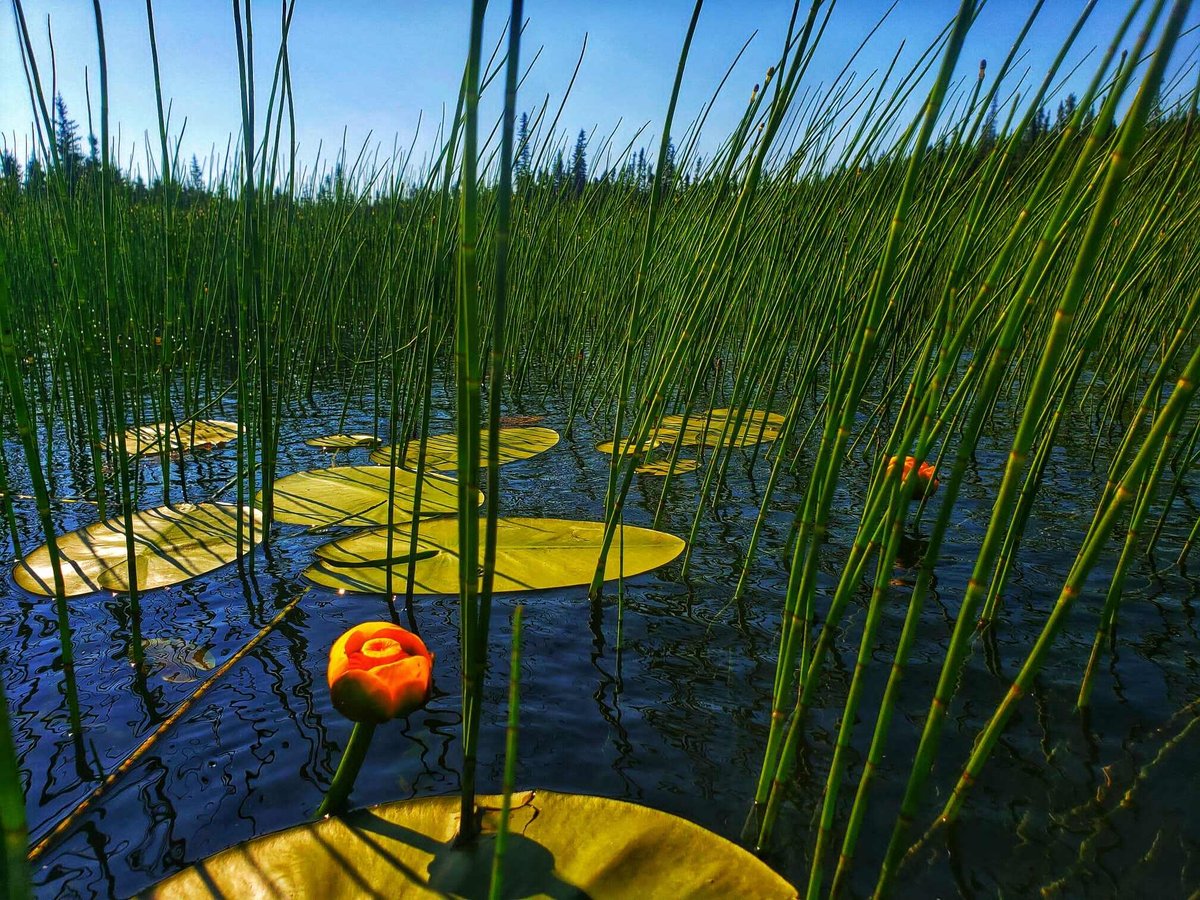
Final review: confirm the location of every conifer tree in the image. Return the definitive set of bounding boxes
[571,128,587,197]
[515,111,532,186]
[53,94,84,186]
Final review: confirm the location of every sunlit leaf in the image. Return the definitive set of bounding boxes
[369,426,559,471]
[13,502,258,597]
[636,459,699,476]
[597,408,783,455]
[117,419,239,458]
[595,437,663,456]
[305,434,381,450]
[305,516,684,594]
[146,790,796,898]
[658,408,784,448]
[267,466,473,528]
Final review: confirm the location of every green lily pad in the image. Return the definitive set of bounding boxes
[12,502,259,597]
[117,419,239,458]
[660,408,784,448]
[636,459,699,476]
[369,426,560,471]
[305,434,381,450]
[305,517,685,595]
[266,466,474,528]
[597,408,783,455]
[144,790,796,898]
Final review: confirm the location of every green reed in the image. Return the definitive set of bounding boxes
[2,1,1200,896]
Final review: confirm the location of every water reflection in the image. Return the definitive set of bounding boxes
[0,384,1196,897]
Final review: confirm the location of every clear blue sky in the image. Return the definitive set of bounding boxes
[1,2,1196,181]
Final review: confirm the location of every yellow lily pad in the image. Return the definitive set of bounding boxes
[636,459,699,476]
[267,466,473,528]
[118,419,239,457]
[369,426,559,471]
[13,502,259,597]
[597,409,783,455]
[595,437,663,456]
[145,790,796,898]
[305,516,684,595]
[659,409,784,448]
[305,434,381,450]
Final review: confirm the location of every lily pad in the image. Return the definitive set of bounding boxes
[594,437,664,456]
[305,434,381,450]
[660,408,784,448]
[145,790,796,898]
[118,419,239,457]
[636,459,699,476]
[141,637,217,684]
[305,516,685,595]
[13,502,259,597]
[369,426,559,471]
[267,466,473,528]
[597,408,783,455]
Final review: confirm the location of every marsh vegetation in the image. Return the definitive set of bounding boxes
[2,0,1200,896]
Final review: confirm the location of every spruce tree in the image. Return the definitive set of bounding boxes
[571,129,587,197]
[53,94,84,185]
[515,112,532,186]
[189,155,205,192]
[1,151,20,190]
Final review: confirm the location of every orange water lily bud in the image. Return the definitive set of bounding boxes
[886,455,939,500]
[328,622,434,724]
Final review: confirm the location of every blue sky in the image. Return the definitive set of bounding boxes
[1,2,1196,181]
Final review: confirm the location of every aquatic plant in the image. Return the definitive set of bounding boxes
[0,0,1199,895]
[318,622,434,815]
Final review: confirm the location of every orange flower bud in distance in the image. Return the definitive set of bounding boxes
[886,455,939,500]
[328,622,433,724]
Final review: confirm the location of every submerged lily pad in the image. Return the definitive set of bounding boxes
[636,458,699,476]
[305,434,381,450]
[13,502,259,597]
[118,419,239,457]
[141,637,217,684]
[305,516,684,595]
[597,408,783,455]
[267,465,473,528]
[145,790,795,898]
[369,426,559,471]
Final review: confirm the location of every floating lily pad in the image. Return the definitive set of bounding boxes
[267,466,473,528]
[305,516,684,595]
[597,408,783,455]
[660,408,784,447]
[145,790,795,898]
[118,419,239,457]
[305,434,381,450]
[369,426,559,471]
[13,502,259,597]
[141,637,217,684]
[636,459,699,476]
[595,436,664,456]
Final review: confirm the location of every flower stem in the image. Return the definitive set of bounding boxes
[317,722,376,817]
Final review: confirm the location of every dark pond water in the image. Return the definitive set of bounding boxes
[2,385,1199,898]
